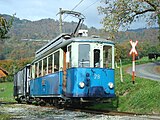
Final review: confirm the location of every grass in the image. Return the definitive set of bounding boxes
[0,82,15,119]
[115,69,160,114]
[0,114,11,120]
[0,82,15,102]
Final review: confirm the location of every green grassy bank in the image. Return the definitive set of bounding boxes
[0,82,15,102]
[115,69,160,114]
[0,82,15,120]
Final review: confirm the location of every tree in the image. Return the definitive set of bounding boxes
[0,15,14,40]
[98,0,160,39]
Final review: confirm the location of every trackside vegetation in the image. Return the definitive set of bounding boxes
[115,68,160,114]
[0,82,15,102]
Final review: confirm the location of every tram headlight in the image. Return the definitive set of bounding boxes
[79,82,85,89]
[108,82,114,89]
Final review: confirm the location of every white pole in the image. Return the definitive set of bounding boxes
[120,59,123,82]
[132,53,135,84]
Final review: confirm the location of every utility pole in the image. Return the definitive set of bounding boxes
[59,8,63,34]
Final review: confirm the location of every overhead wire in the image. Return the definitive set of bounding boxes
[63,0,85,21]
[81,0,100,12]
[63,0,100,21]
[71,0,85,11]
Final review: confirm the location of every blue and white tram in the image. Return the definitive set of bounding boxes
[28,33,115,105]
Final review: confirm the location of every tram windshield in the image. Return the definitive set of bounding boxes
[78,44,90,67]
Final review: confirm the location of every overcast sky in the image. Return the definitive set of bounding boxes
[0,0,158,29]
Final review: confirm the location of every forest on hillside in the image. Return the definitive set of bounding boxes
[0,14,159,61]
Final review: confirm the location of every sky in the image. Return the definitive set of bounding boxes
[0,0,158,29]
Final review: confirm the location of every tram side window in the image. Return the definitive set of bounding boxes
[103,46,112,68]
[48,55,53,74]
[35,63,38,78]
[78,44,90,67]
[39,60,42,76]
[31,64,35,79]
[54,51,59,72]
[43,58,47,75]
[30,65,32,79]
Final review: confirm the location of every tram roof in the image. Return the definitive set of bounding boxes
[34,33,114,61]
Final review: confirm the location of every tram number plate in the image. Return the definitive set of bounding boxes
[94,74,100,79]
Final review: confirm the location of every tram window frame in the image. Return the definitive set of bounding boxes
[103,45,112,68]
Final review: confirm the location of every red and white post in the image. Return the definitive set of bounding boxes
[129,40,138,84]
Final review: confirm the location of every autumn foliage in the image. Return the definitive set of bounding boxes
[0,58,32,82]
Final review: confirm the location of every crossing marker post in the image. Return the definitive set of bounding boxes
[129,40,138,84]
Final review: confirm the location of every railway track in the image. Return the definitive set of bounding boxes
[30,102,141,116]
[1,102,159,117]
[0,101,17,105]
[1,102,160,119]
[1,102,150,117]
[65,107,160,119]
[65,107,142,116]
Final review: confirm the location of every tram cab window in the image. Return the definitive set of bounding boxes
[54,51,59,72]
[78,44,90,67]
[94,49,100,67]
[43,58,47,75]
[48,55,53,74]
[103,46,112,68]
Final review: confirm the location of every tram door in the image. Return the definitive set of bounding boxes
[92,44,103,68]
[94,49,100,68]
[92,48,103,86]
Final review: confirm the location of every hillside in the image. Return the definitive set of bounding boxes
[117,28,159,44]
[0,14,159,60]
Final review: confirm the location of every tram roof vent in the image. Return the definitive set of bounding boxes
[62,34,71,40]
[78,29,88,37]
[91,35,100,38]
